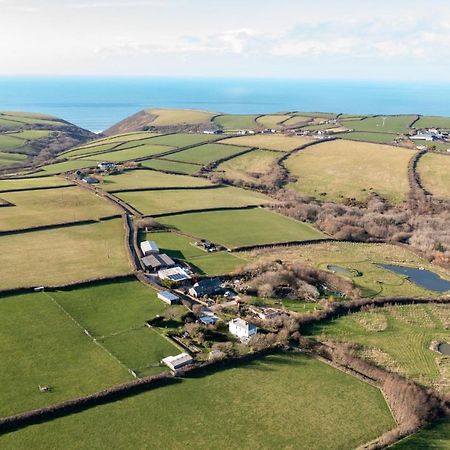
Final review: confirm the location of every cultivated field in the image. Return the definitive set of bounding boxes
[144,133,218,147]
[306,304,450,391]
[142,231,246,275]
[341,131,398,144]
[246,242,449,298]
[0,219,131,290]
[219,134,315,151]
[417,152,450,199]
[146,108,217,126]
[414,116,450,129]
[0,354,395,450]
[0,112,64,129]
[165,143,250,165]
[213,114,260,129]
[30,159,97,176]
[0,186,119,231]
[115,186,275,215]
[157,208,325,248]
[255,114,292,128]
[0,291,131,417]
[285,139,413,203]
[347,115,416,134]
[140,158,201,175]
[100,169,211,191]
[82,144,173,162]
[281,115,315,127]
[0,176,73,192]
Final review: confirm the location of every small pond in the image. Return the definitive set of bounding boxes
[327,265,354,277]
[438,343,450,356]
[379,264,450,292]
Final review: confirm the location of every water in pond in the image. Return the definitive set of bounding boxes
[438,343,450,356]
[380,264,450,292]
[327,265,354,277]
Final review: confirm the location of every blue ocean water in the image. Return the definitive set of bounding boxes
[1,77,450,132]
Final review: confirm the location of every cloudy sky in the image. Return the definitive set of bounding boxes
[1,0,450,80]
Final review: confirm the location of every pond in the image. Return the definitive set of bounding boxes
[438,343,450,356]
[327,265,354,277]
[379,264,450,292]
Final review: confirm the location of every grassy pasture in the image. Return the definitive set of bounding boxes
[146,108,216,126]
[142,231,246,275]
[391,420,450,449]
[0,112,63,128]
[100,169,212,191]
[219,134,314,151]
[348,115,416,134]
[83,144,173,162]
[158,208,325,248]
[0,353,395,450]
[341,131,398,144]
[115,186,275,215]
[0,176,73,192]
[414,116,450,129]
[285,139,413,203]
[144,133,219,147]
[0,218,131,290]
[306,304,450,391]
[417,153,450,199]
[0,152,27,165]
[64,142,120,159]
[246,241,449,298]
[10,130,52,139]
[0,134,26,151]
[31,159,97,176]
[255,114,292,128]
[0,292,131,417]
[216,149,280,184]
[213,114,260,129]
[0,186,119,231]
[167,143,250,165]
[140,158,201,175]
[75,132,160,148]
[281,115,315,127]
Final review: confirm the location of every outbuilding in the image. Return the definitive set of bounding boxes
[158,266,191,284]
[140,240,159,256]
[157,290,180,305]
[161,353,193,371]
[142,253,175,271]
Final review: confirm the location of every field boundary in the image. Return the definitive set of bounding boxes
[0,183,74,194]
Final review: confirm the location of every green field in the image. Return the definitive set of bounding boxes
[100,169,211,191]
[146,108,217,126]
[0,218,131,290]
[219,134,314,151]
[246,241,450,298]
[142,231,246,275]
[0,291,131,417]
[340,131,398,144]
[0,134,26,151]
[0,186,119,231]
[167,143,250,166]
[280,115,315,127]
[0,151,27,165]
[414,116,450,129]
[64,142,120,159]
[417,153,450,199]
[116,186,275,215]
[50,279,179,377]
[255,114,292,128]
[0,112,64,128]
[82,144,173,162]
[213,114,260,129]
[143,133,218,147]
[347,115,416,134]
[0,176,73,192]
[31,159,97,176]
[140,158,201,175]
[306,304,450,391]
[285,139,413,203]
[391,420,450,449]
[158,208,325,248]
[10,129,52,140]
[0,353,395,450]
[216,149,280,184]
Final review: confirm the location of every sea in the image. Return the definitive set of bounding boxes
[1,77,450,133]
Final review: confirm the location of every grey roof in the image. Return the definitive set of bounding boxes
[142,253,175,269]
[158,290,179,301]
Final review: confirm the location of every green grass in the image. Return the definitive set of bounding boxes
[0,291,131,417]
[348,115,416,134]
[144,133,219,147]
[245,241,450,298]
[146,108,217,126]
[0,112,64,128]
[142,231,247,275]
[83,144,173,162]
[305,304,450,390]
[417,152,450,199]
[285,139,413,203]
[0,134,26,151]
[0,186,119,231]
[140,158,201,175]
[100,169,211,191]
[391,420,450,449]
[10,130,53,139]
[0,176,73,192]
[31,159,97,176]
[219,134,314,151]
[255,114,292,128]
[0,353,395,450]
[340,131,399,144]
[116,186,275,215]
[414,116,450,129]
[158,208,325,248]
[74,131,160,148]
[213,114,260,129]
[0,151,28,165]
[0,218,131,290]
[166,143,250,165]
[64,142,120,159]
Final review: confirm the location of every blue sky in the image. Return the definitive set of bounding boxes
[1,0,449,80]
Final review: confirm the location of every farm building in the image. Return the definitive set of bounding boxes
[158,266,191,284]
[157,290,180,305]
[142,253,175,271]
[199,315,219,325]
[82,176,99,184]
[97,161,116,171]
[249,306,283,320]
[229,318,257,340]
[189,278,222,298]
[161,353,193,371]
[140,240,159,256]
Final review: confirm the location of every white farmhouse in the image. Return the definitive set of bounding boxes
[229,318,257,340]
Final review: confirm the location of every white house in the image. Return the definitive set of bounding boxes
[140,240,159,256]
[229,318,257,340]
[161,353,193,371]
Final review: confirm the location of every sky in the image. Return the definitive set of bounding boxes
[1,0,450,81]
